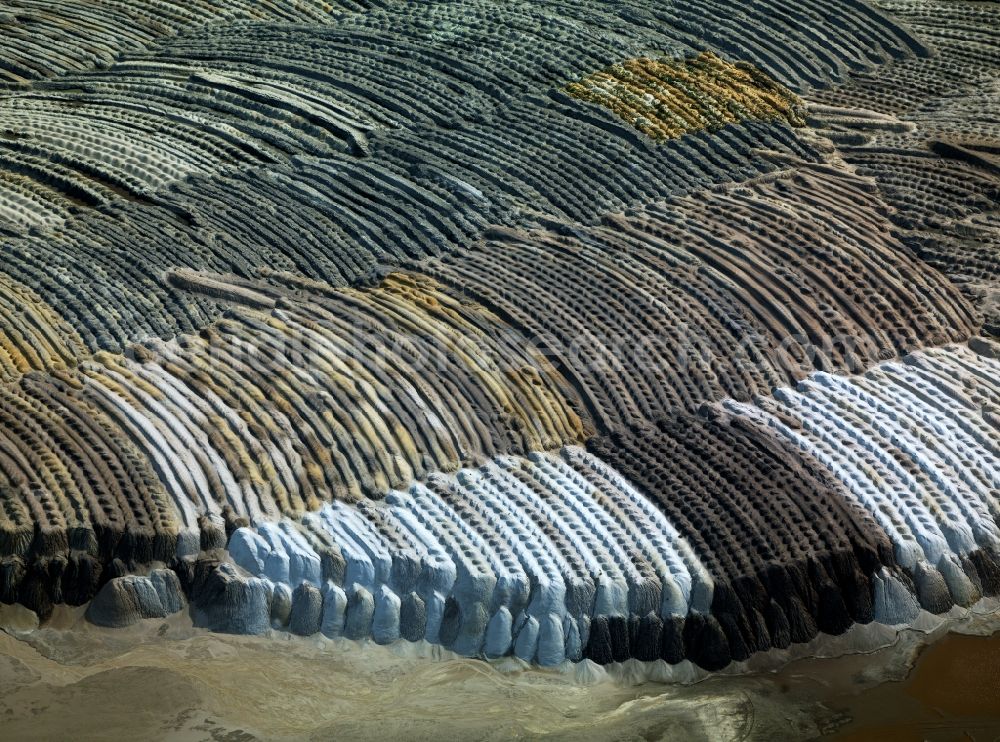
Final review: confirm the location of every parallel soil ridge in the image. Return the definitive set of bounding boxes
[0,0,998,674]
[806,0,1000,335]
[419,162,977,432]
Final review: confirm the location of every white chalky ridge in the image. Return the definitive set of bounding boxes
[227,446,710,665]
[723,343,1000,618]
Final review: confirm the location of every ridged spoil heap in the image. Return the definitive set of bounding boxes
[420,163,975,432]
[216,340,999,670]
[0,1,358,82]
[221,448,713,665]
[0,370,179,617]
[724,342,1000,615]
[0,52,816,348]
[587,410,893,668]
[76,270,585,529]
[806,0,1000,335]
[0,0,998,674]
[1,0,909,233]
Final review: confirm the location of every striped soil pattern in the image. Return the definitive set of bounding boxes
[0,0,997,672]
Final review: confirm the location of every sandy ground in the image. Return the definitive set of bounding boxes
[1,603,999,741]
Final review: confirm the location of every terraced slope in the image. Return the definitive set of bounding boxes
[212,341,999,670]
[0,0,914,232]
[806,0,1000,335]
[81,271,587,522]
[0,0,998,674]
[0,1,361,83]
[420,163,976,430]
[724,342,1000,615]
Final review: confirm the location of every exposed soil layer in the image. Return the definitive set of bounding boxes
[0,0,997,675]
[807,0,1000,335]
[420,163,977,432]
[566,52,804,140]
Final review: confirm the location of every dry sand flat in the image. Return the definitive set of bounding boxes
[0,0,998,698]
[1,603,1000,740]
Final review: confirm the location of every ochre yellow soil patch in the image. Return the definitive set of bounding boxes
[566,52,804,140]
